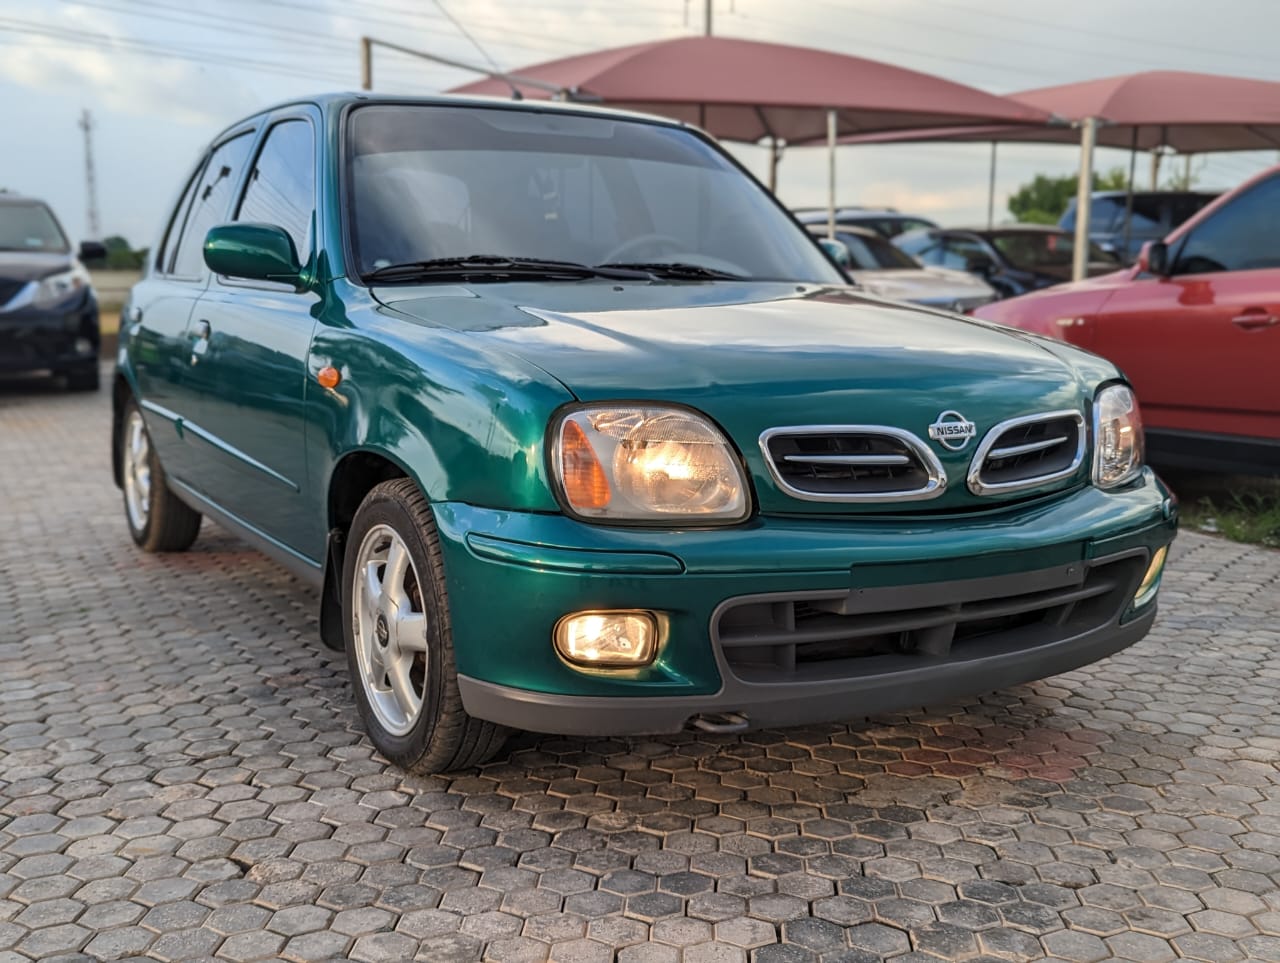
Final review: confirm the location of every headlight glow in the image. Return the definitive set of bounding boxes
[1092,384,1144,488]
[33,266,90,309]
[552,405,750,523]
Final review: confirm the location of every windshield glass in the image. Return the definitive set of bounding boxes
[990,231,1108,270]
[347,104,842,284]
[835,231,920,270]
[0,202,70,253]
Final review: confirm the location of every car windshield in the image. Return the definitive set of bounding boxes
[989,231,1108,270]
[0,202,69,253]
[347,104,843,284]
[836,232,920,270]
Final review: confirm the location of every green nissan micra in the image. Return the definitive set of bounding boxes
[113,93,1176,773]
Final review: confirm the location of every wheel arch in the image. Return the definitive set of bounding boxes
[111,371,136,489]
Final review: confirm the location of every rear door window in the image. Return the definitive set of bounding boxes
[169,132,255,278]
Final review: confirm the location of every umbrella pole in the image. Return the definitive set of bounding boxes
[1072,116,1098,283]
[987,142,998,230]
[768,137,779,193]
[1122,127,1137,262]
[827,109,837,240]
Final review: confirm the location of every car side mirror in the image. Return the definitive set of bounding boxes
[204,223,306,290]
[1140,240,1170,277]
[817,237,852,270]
[78,240,107,262]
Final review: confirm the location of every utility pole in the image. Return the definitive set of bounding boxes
[78,109,101,239]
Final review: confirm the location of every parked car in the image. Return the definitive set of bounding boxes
[809,225,995,312]
[795,207,938,238]
[0,192,106,390]
[114,93,1176,773]
[896,225,1119,298]
[1061,190,1220,265]
[974,167,1280,476]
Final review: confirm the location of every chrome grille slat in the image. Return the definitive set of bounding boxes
[759,425,946,503]
[782,454,912,466]
[987,435,1068,460]
[967,410,1086,496]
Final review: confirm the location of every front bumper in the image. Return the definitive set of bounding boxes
[435,471,1176,735]
[0,294,99,373]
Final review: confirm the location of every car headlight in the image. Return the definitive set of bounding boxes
[1092,384,1144,488]
[33,266,90,309]
[551,405,750,523]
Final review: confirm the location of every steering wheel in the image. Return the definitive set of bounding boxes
[601,233,685,264]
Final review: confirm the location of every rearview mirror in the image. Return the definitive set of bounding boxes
[817,237,852,270]
[78,240,107,262]
[203,223,305,290]
[1140,240,1170,277]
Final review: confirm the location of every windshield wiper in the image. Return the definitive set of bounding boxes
[364,255,648,282]
[595,261,747,280]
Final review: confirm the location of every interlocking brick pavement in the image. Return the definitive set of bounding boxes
[2,371,1279,962]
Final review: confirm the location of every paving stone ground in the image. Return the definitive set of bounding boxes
[2,370,1280,963]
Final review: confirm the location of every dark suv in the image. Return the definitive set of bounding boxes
[1061,190,1219,265]
[0,193,105,390]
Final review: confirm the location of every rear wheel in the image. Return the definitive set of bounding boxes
[343,478,507,773]
[120,401,202,552]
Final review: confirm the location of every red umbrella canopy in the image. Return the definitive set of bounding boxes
[1017,70,1280,152]
[838,71,1280,152]
[450,36,1050,143]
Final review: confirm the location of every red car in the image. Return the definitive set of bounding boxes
[974,167,1280,475]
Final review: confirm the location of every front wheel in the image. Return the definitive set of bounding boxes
[119,401,202,552]
[342,478,507,773]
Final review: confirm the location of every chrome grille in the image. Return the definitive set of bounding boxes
[760,426,945,502]
[968,410,1086,495]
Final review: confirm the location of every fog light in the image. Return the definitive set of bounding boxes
[1133,545,1168,608]
[74,337,93,355]
[554,611,657,668]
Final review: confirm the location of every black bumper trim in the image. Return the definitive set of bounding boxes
[457,603,1158,736]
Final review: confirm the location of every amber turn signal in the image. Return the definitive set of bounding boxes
[560,419,611,510]
[317,365,341,389]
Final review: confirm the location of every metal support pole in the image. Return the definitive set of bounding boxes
[1072,116,1098,283]
[986,142,998,230]
[704,0,712,35]
[767,137,779,193]
[827,109,837,240]
[360,36,372,90]
[1122,127,1138,262]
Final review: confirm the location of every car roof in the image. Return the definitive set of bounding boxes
[206,91,696,144]
[0,191,48,207]
[805,224,880,239]
[1086,189,1221,200]
[795,208,915,221]
[947,224,1067,236]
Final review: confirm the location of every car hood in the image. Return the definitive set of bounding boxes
[0,251,73,282]
[849,267,992,304]
[376,281,1113,514]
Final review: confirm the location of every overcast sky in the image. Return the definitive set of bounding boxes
[2,0,1277,246]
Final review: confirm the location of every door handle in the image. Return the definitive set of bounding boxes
[190,320,211,364]
[1231,309,1280,331]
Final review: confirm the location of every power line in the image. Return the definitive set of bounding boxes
[0,19,351,84]
[431,0,501,71]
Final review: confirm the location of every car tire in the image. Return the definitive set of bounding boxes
[119,400,202,552]
[343,478,507,774]
[65,366,100,392]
